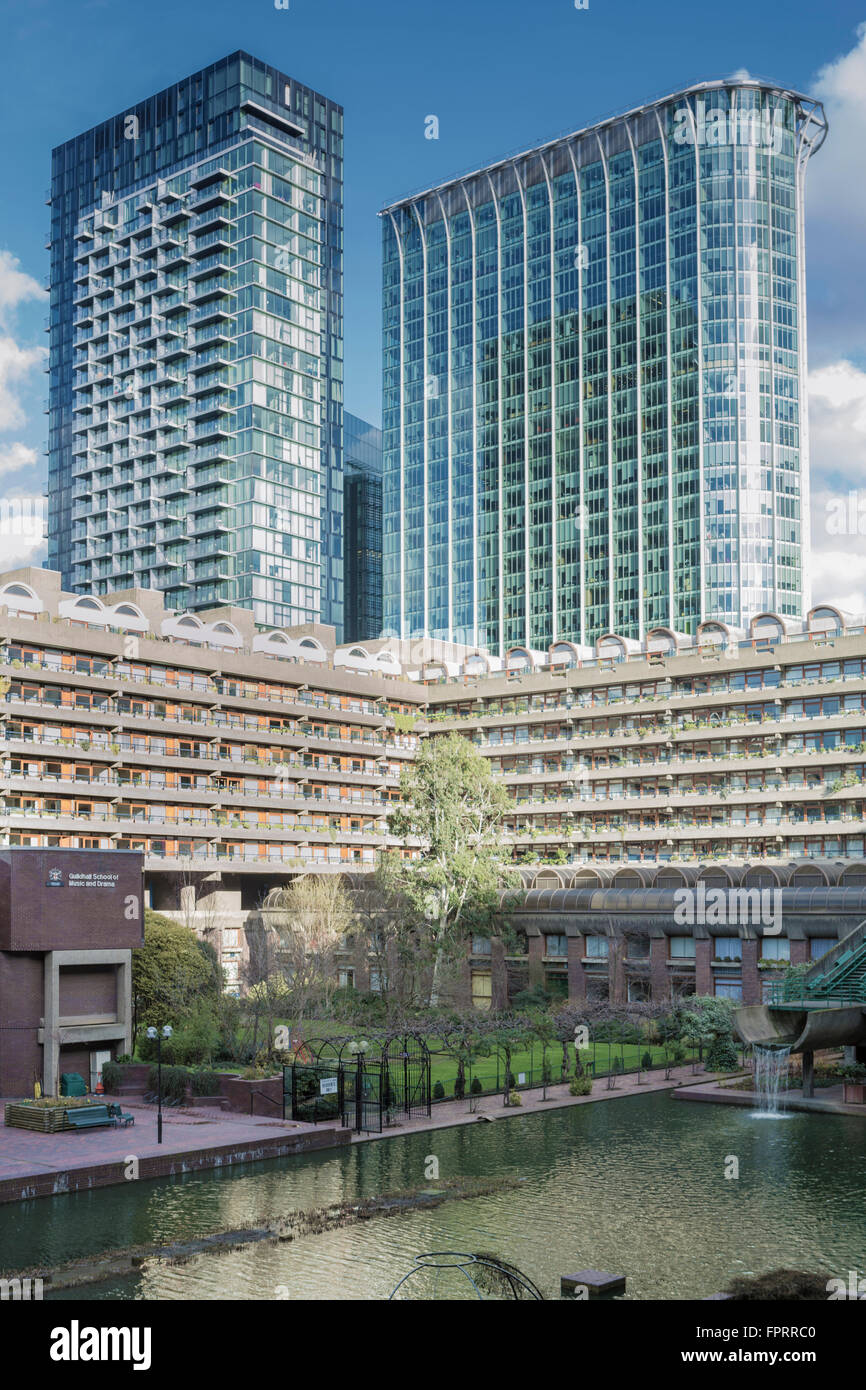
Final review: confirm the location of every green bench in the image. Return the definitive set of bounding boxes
[65,1105,117,1132]
[108,1103,135,1129]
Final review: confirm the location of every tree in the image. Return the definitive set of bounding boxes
[350,863,425,1012]
[674,995,739,1069]
[131,910,221,1050]
[528,1014,557,1099]
[257,875,354,1037]
[386,733,516,1006]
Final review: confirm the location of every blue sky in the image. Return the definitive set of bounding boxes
[1,0,865,605]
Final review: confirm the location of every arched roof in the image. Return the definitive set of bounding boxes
[548,640,580,665]
[505,646,535,671]
[1,581,42,613]
[646,626,680,653]
[462,651,492,675]
[750,611,788,639]
[807,604,846,633]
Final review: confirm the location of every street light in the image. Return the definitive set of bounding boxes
[146,1024,173,1144]
[346,1039,369,1133]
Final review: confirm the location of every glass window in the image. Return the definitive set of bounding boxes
[669,935,695,958]
[545,934,568,957]
[761,937,790,961]
[713,937,742,961]
[715,979,742,1000]
[471,935,492,956]
[809,937,835,961]
[585,936,609,959]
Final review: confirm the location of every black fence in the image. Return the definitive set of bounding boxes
[283,1033,431,1134]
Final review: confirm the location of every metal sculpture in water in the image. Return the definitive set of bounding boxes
[389,1251,544,1300]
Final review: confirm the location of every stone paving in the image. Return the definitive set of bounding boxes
[0,1093,323,1187]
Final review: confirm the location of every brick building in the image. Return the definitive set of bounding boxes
[0,848,143,1095]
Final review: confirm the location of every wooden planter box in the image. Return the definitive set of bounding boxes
[4,1102,104,1132]
[842,1082,866,1105]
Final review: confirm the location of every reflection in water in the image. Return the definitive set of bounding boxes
[2,1092,863,1300]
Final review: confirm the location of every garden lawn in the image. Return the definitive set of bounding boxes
[275,1018,688,1098]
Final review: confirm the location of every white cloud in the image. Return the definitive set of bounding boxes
[0,441,38,477]
[0,530,47,571]
[0,492,46,572]
[0,337,45,433]
[807,360,866,489]
[806,25,866,363]
[0,249,46,328]
[0,253,48,496]
[808,360,866,614]
[810,540,866,617]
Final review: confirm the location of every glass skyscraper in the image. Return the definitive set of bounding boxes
[343,411,383,642]
[381,80,827,654]
[47,52,345,632]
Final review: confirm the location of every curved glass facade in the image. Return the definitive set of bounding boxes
[382,82,826,654]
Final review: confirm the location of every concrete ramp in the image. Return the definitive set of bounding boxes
[735,1004,866,1052]
[735,1005,805,1049]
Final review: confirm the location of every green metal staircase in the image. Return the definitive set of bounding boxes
[766,919,866,1007]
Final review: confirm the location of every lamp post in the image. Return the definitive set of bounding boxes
[347,1038,369,1133]
[146,1025,173,1144]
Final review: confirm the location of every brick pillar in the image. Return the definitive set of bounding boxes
[568,934,587,1001]
[650,937,669,1003]
[695,938,713,995]
[491,940,508,1010]
[741,938,760,1005]
[527,934,544,988]
[610,940,626,1004]
[790,939,809,967]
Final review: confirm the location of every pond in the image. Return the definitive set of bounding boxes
[1,1091,863,1299]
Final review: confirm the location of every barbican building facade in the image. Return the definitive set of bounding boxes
[1,566,865,1006]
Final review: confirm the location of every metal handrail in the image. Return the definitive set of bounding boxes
[249,1089,281,1116]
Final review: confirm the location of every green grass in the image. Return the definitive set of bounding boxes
[276,1018,702,1098]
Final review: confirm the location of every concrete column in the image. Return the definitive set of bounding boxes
[801,1049,814,1098]
[116,951,133,1057]
[42,952,60,1096]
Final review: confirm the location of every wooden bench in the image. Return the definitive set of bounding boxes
[65,1105,116,1131]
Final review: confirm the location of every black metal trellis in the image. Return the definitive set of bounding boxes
[389,1251,544,1301]
[283,1031,431,1133]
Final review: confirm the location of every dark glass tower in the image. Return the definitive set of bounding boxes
[47,52,345,633]
[343,411,383,641]
[382,80,827,654]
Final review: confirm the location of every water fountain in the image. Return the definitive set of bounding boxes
[751,1043,793,1118]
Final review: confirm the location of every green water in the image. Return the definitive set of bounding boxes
[2,1092,863,1299]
